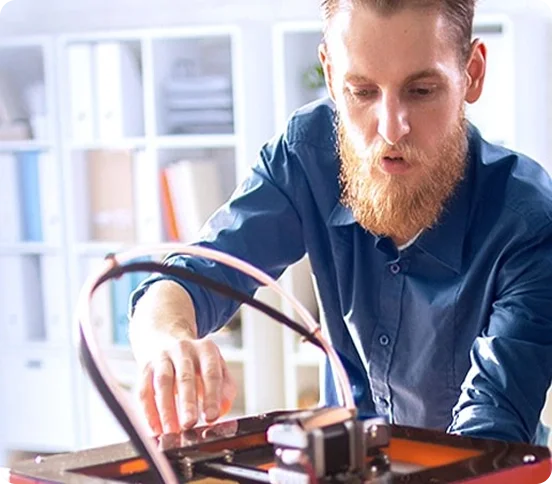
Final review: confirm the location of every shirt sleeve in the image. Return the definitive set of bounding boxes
[129,134,308,338]
[448,223,552,443]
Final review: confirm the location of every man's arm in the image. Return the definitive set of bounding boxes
[129,134,308,433]
[448,225,552,443]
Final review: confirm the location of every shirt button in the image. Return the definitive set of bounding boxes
[389,263,401,274]
[377,396,389,407]
[379,334,390,346]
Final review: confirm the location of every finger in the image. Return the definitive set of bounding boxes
[137,364,163,436]
[220,361,237,416]
[151,356,179,434]
[197,340,224,422]
[170,341,199,429]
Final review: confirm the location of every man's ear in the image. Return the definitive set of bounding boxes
[318,42,337,102]
[465,39,487,104]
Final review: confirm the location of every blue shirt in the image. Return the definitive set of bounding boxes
[132,99,552,444]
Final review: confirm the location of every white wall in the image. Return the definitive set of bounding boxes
[0,0,551,37]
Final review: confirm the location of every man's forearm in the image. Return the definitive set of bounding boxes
[129,280,198,343]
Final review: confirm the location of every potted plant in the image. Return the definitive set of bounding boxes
[302,62,328,99]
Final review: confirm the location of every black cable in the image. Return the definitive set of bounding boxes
[95,260,324,351]
[79,258,325,483]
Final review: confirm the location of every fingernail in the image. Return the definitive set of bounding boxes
[205,407,218,421]
[184,411,195,424]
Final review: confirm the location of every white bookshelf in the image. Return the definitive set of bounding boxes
[271,13,552,411]
[54,24,282,452]
[0,23,281,463]
[0,35,78,463]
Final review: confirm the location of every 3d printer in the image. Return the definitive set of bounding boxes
[5,246,552,483]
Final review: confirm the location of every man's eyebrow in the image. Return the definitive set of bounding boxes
[344,68,444,85]
[403,68,444,83]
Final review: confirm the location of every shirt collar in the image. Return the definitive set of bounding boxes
[327,124,480,274]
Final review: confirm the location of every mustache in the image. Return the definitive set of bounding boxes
[335,119,426,167]
[365,140,427,165]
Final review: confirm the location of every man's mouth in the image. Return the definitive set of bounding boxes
[380,155,411,174]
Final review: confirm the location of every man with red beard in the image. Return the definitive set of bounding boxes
[129,0,552,445]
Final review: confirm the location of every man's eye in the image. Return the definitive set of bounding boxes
[408,86,435,98]
[349,88,378,99]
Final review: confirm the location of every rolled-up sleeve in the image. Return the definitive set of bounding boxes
[129,135,307,338]
[448,224,552,443]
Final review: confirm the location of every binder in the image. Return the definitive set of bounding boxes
[110,256,150,347]
[86,256,113,348]
[0,256,45,344]
[67,43,96,142]
[133,150,161,243]
[94,42,144,139]
[110,273,133,346]
[38,152,62,244]
[40,255,68,344]
[0,153,22,242]
[71,150,91,241]
[16,150,43,242]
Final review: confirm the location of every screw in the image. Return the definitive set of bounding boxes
[523,454,537,464]
[181,459,193,480]
[223,450,234,463]
[369,425,378,439]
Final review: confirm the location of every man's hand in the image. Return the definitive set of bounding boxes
[129,280,237,435]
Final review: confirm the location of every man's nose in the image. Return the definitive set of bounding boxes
[377,97,410,145]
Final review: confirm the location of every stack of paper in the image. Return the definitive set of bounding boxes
[162,59,234,135]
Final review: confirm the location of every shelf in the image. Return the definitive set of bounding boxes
[76,242,132,256]
[0,140,52,152]
[69,137,147,151]
[153,134,237,149]
[0,242,59,255]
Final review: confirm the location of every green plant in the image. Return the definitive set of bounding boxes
[302,63,326,90]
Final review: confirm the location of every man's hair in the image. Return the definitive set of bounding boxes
[320,0,476,64]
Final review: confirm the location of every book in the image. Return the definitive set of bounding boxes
[87,149,135,242]
[163,158,226,242]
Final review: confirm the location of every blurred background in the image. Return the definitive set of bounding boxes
[0,0,550,468]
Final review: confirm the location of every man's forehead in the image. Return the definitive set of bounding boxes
[325,7,460,80]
